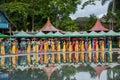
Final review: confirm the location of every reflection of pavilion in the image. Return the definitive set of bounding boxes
[1,63,119,80]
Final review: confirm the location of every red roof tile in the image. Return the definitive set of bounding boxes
[40,18,59,31]
[89,19,109,31]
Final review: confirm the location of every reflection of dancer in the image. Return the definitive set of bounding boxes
[1,58,5,67]
[12,56,16,66]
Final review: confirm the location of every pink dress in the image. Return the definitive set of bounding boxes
[40,41,43,64]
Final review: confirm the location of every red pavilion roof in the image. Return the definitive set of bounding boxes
[94,65,109,78]
[89,19,109,31]
[40,18,59,32]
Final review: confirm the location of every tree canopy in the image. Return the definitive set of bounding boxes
[0,0,81,31]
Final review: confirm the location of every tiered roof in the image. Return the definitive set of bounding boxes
[40,18,59,32]
[89,19,109,31]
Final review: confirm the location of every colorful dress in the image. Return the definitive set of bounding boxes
[12,42,16,54]
[1,42,5,55]
[27,41,31,54]
[57,41,61,63]
[51,41,55,63]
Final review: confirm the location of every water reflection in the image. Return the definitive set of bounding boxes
[0,64,119,80]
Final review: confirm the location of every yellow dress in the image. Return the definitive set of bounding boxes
[12,42,16,54]
[62,42,66,63]
[27,42,31,54]
[57,41,61,63]
[69,42,72,63]
[81,41,84,62]
[109,40,112,62]
[1,42,5,55]
[88,41,92,62]
[44,42,48,64]
[101,40,105,62]
[27,42,31,64]
[75,41,79,63]
[51,41,55,63]
[96,41,99,62]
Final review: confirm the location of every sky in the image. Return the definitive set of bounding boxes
[74,70,107,80]
[70,0,111,19]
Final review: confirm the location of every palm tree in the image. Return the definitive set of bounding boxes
[101,0,116,30]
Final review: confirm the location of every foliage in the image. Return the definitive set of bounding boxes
[101,0,120,31]
[75,17,89,31]
[85,14,97,30]
[59,18,79,31]
[1,2,31,30]
[9,68,48,80]
[0,0,81,31]
[81,0,95,9]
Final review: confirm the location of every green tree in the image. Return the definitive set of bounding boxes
[1,0,82,31]
[85,14,97,31]
[59,18,79,31]
[101,0,120,31]
[1,2,31,30]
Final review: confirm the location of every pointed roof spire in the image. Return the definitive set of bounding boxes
[89,19,109,31]
[40,18,59,32]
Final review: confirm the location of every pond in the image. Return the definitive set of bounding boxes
[0,52,120,80]
[0,64,120,80]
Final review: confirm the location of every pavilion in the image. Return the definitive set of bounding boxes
[0,7,15,34]
[88,19,109,31]
[39,18,65,33]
